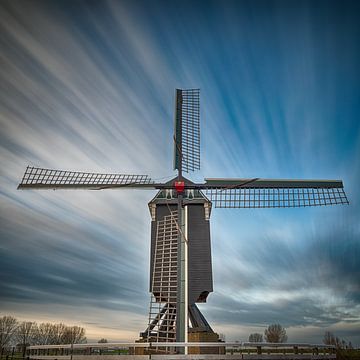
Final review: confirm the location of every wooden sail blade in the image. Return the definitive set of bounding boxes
[17,166,156,190]
[173,88,200,173]
[199,178,349,208]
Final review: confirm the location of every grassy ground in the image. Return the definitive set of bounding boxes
[0,354,23,360]
[336,349,360,360]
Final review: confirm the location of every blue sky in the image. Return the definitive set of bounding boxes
[0,0,359,345]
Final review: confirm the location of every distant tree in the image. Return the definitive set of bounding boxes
[98,338,108,343]
[323,331,352,350]
[15,321,35,357]
[33,323,54,345]
[52,323,67,344]
[0,316,18,354]
[264,324,287,343]
[323,331,336,346]
[249,333,263,342]
[0,316,89,353]
[61,326,86,344]
[28,322,87,345]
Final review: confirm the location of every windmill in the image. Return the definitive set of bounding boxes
[18,88,348,351]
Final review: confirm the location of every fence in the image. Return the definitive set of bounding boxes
[26,342,336,359]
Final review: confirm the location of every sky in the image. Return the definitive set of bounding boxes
[0,0,360,346]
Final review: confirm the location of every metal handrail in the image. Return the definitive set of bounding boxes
[27,341,336,349]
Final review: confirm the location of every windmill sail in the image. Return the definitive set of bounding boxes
[17,88,350,348]
[173,88,200,173]
[18,166,154,190]
[202,178,348,208]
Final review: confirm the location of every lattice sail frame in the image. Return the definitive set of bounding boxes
[174,89,200,173]
[204,187,348,208]
[18,166,153,189]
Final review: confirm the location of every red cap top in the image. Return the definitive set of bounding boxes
[174,181,185,193]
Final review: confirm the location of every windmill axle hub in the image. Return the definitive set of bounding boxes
[174,181,185,193]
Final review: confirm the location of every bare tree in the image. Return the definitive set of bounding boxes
[15,322,35,357]
[24,322,87,345]
[33,323,53,345]
[61,326,86,344]
[98,338,108,343]
[264,324,287,343]
[52,323,67,344]
[323,331,336,346]
[0,315,89,355]
[323,331,352,349]
[0,316,18,355]
[249,333,263,342]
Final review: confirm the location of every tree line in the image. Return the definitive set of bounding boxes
[248,324,354,350]
[323,331,353,350]
[0,315,86,357]
[248,324,288,343]
[2,316,355,356]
